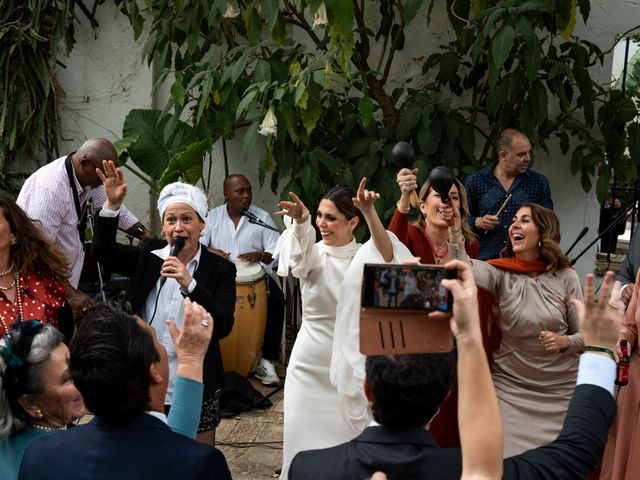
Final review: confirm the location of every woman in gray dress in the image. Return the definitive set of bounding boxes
[449,202,583,456]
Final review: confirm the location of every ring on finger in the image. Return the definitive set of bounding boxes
[201,319,209,327]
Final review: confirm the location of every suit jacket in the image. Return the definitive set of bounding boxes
[18,414,231,480]
[92,215,236,400]
[289,385,616,480]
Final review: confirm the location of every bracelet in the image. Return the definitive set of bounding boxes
[396,201,410,214]
[582,345,616,360]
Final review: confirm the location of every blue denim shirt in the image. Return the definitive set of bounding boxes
[465,166,553,260]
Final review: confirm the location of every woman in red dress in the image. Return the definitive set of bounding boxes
[0,197,66,336]
[388,167,481,448]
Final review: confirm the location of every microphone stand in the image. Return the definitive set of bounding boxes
[564,227,589,256]
[85,198,107,303]
[240,208,281,232]
[570,202,634,266]
[247,216,280,232]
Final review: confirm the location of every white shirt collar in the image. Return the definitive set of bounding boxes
[145,410,169,424]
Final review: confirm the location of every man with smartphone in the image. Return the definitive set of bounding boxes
[290,263,621,480]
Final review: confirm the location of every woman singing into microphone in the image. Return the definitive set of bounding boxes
[91,161,236,445]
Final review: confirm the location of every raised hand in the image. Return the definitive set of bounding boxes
[275,191,310,224]
[96,160,128,210]
[352,177,381,213]
[168,298,213,383]
[396,168,419,195]
[571,271,623,350]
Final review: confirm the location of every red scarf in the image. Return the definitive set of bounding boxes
[487,256,549,273]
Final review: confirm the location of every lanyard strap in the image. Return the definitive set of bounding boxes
[64,154,87,248]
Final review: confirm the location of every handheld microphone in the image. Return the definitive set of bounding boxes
[160,236,186,287]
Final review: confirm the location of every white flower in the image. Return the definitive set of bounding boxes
[223,2,240,18]
[259,106,278,137]
[312,3,328,29]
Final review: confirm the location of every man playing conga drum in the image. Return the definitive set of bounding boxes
[202,174,284,386]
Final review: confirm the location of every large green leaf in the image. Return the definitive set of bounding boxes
[123,109,197,179]
[160,140,208,187]
[490,24,516,79]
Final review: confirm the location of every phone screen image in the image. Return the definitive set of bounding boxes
[362,263,454,312]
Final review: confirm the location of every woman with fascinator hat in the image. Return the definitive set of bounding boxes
[91,161,236,445]
[0,197,67,337]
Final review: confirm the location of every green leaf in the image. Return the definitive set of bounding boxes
[596,166,611,202]
[404,0,425,24]
[300,163,313,195]
[359,96,374,128]
[491,24,516,77]
[577,0,590,23]
[254,59,271,84]
[160,140,208,187]
[243,121,260,159]
[628,122,640,176]
[261,0,280,31]
[123,110,176,178]
[346,137,376,159]
[528,81,548,124]
[580,170,592,192]
[231,51,250,84]
[300,94,322,135]
[310,149,340,175]
[439,51,459,83]
[397,103,422,139]
[170,81,186,107]
[236,88,260,120]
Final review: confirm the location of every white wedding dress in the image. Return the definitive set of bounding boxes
[275,217,411,479]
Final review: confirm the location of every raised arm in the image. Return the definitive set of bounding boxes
[165,298,212,438]
[436,260,502,480]
[352,177,393,262]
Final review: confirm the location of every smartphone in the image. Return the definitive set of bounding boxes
[359,263,456,355]
[361,263,456,312]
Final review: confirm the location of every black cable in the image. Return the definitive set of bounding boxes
[215,440,283,449]
[148,285,164,326]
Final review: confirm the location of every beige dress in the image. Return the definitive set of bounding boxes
[471,260,584,457]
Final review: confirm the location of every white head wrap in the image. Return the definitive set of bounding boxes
[157,182,209,221]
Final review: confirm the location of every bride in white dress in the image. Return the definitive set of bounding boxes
[275,178,409,479]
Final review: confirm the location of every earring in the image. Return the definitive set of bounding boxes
[10,237,16,245]
[538,241,541,248]
[35,409,43,419]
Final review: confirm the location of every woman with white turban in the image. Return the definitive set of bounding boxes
[91,161,236,445]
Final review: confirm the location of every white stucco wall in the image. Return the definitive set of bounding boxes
[53,1,640,279]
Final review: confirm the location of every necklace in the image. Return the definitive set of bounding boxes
[0,278,15,290]
[423,231,449,264]
[0,263,14,276]
[0,272,23,335]
[31,423,67,432]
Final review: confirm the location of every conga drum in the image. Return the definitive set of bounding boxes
[220,260,268,376]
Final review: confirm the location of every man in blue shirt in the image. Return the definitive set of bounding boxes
[465,128,553,260]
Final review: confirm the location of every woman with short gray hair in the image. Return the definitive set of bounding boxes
[0,321,86,479]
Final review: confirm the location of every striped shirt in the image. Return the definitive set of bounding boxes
[17,156,139,287]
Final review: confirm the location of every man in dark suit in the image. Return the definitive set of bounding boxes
[290,267,621,480]
[19,302,232,480]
